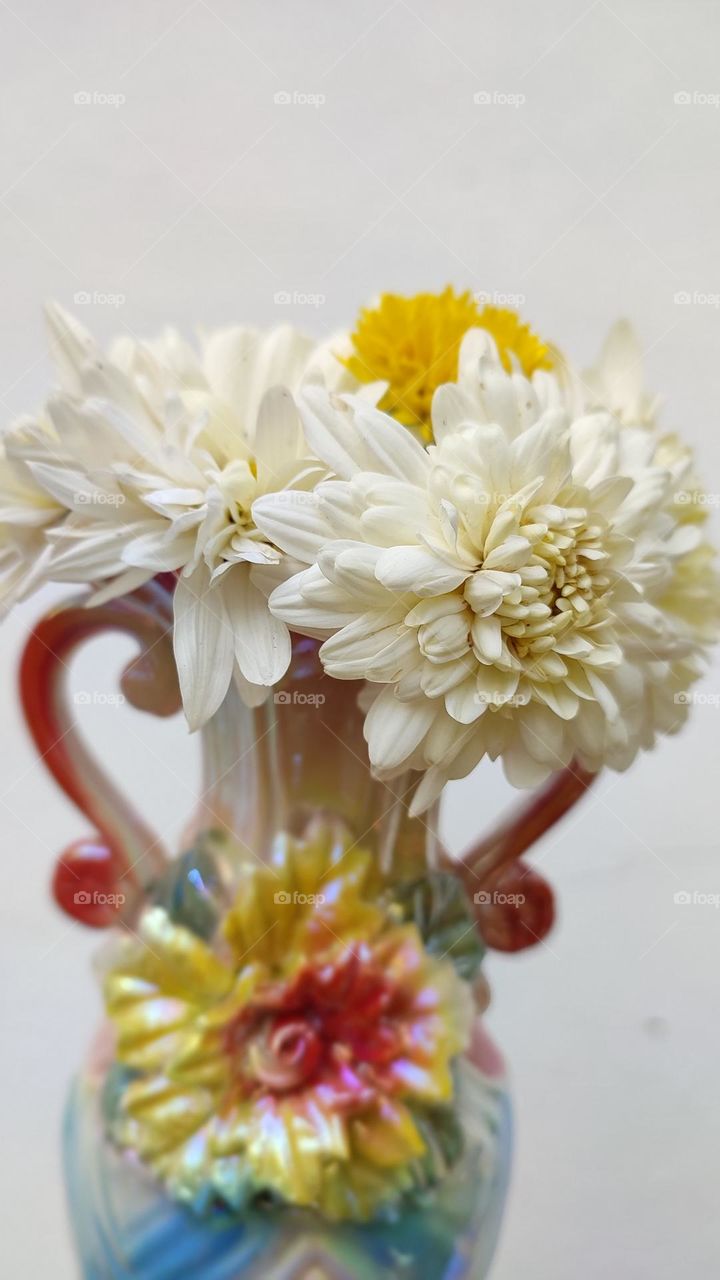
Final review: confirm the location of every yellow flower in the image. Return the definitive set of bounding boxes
[101,832,472,1221]
[342,287,553,438]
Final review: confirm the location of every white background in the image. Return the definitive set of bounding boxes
[0,2,719,1276]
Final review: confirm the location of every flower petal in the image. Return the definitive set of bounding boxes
[222,567,292,687]
[375,546,470,595]
[364,687,435,771]
[300,386,429,484]
[252,491,328,564]
[173,564,235,730]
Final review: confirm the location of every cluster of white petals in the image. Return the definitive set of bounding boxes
[0,306,355,725]
[1,306,717,808]
[254,330,719,811]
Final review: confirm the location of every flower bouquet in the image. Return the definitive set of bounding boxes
[5,289,718,1279]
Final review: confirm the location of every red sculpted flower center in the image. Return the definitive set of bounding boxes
[225,950,410,1101]
[248,1015,324,1093]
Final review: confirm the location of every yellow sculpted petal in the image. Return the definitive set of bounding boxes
[238,1097,349,1209]
[102,908,233,1071]
[222,863,281,961]
[105,907,233,1002]
[351,1099,426,1168]
[387,1054,455,1103]
[120,1074,216,1160]
[224,837,385,967]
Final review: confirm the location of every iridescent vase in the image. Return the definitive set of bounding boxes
[20,581,587,1279]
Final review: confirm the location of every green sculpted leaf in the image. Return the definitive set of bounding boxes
[412,1102,465,1182]
[151,836,226,940]
[391,872,485,980]
[100,1063,141,1129]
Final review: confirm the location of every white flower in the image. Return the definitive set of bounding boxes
[0,416,62,610]
[581,319,660,427]
[12,305,351,726]
[255,332,719,812]
[582,320,710,528]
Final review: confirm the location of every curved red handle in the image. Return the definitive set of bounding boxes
[19,577,181,925]
[446,763,596,952]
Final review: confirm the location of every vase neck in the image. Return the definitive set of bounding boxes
[189,637,439,880]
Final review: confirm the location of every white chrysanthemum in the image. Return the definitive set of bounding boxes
[9,305,354,726]
[255,331,719,812]
[0,416,62,610]
[582,320,709,527]
[580,319,660,428]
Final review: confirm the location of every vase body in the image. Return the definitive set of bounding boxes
[53,633,512,1279]
[65,1042,510,1280]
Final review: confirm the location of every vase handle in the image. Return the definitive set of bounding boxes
[19,577,181,926]
[449,763,596,952]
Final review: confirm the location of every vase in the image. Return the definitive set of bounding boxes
[19,580,590,1280]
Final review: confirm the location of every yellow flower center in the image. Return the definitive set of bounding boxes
[342,287,554,440]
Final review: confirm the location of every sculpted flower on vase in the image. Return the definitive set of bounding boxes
[101,833,474,1222]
